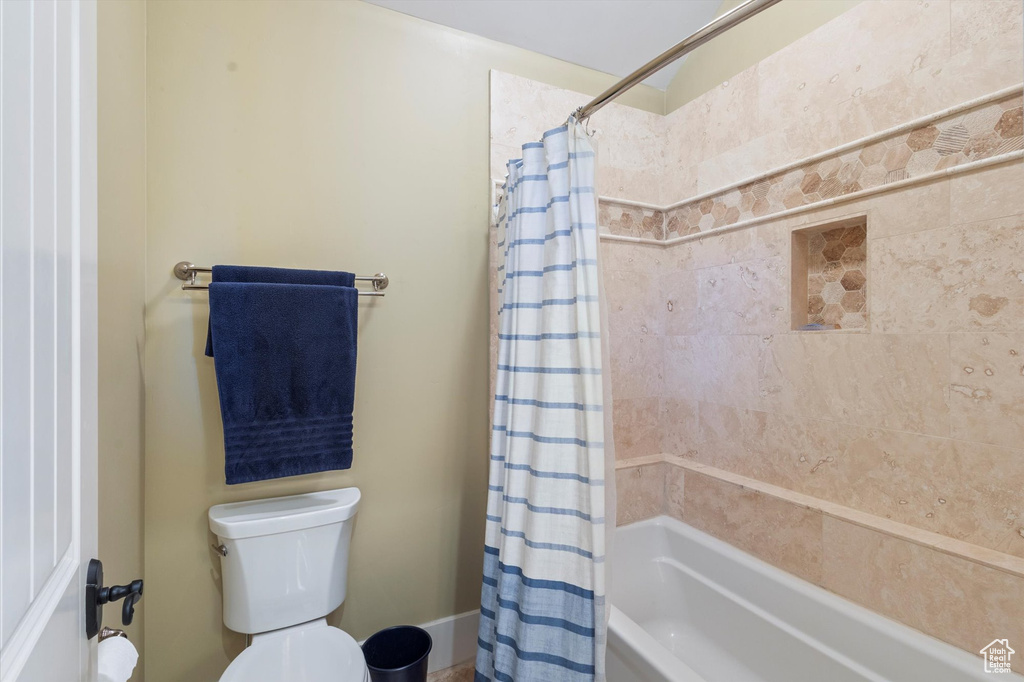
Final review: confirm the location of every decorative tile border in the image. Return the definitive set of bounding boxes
[663,94,1022,239]
[591,86,1024,243]
[598,201,664,240]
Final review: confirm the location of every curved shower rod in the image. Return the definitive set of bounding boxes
[572,0,782,122]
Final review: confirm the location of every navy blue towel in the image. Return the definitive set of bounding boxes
[206,265,355,357]
[208,278,358,484]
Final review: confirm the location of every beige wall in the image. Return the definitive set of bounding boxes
[141,2,661,681]
[98,0,147,675]
[665,0,862,112]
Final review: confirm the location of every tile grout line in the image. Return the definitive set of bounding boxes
[946,331,953,440]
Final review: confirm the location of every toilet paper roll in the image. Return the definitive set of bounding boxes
[98,636,139,682]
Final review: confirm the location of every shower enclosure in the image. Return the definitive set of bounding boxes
[489,0,1024,678]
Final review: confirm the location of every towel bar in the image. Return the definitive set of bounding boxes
[173,261,388,296]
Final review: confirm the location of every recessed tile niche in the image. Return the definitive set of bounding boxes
[791,217,868,331]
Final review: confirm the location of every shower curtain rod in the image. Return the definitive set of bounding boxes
[572,0,782,121]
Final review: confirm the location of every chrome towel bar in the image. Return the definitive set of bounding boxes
[173,261,388,296]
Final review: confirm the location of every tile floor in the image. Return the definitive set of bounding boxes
[427,661,474,681]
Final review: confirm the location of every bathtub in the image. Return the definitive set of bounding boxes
[606,515,1020,682]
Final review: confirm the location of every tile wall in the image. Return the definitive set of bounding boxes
[492,0,1024,669]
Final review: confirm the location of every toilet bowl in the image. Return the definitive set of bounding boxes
[219,619,369,682]
[209,488,368,682]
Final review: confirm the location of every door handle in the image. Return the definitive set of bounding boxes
[85,559,144,639]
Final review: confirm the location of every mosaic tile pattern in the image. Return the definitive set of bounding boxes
[599,200,665,239]
[663,95,1023,239]
[806,223,867,329]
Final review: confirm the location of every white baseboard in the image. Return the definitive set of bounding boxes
[420,610,479,673]
[357,610,478,674]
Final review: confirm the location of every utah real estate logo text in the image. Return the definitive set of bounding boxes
[980,639,1015,674]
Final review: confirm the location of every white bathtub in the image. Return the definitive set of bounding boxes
[606,516,1020,682]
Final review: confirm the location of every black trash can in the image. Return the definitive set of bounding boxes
[362,626,432,682]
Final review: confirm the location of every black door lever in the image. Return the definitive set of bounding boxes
[85,559,144,639]
[99,578,145,626]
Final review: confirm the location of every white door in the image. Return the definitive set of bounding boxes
[0,0,98,680]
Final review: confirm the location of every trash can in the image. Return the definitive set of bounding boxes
[361,626,432,682]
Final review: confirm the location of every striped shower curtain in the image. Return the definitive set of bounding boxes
[476,121,609,682]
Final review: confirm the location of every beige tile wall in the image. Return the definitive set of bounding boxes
[614,458,1024,672]
[492,0,1024,669]
[614,462,667,526]
[662,0,1024,204]
[610,156,1024,546]
[609,97,1024,682]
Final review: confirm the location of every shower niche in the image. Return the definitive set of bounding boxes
[791,216,868,331]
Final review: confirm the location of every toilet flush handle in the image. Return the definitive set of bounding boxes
[212,543,228,557]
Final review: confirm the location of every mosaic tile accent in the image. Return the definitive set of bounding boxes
[599,200,664,240]
[524,93,1021,246]
[806,223,867,329]
[663,94,1024,240]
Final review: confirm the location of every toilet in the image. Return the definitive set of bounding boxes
[209,487,369,682]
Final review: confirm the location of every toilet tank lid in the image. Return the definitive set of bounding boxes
[209,488,361,540]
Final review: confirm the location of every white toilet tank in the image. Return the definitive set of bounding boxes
[209,488,361,634]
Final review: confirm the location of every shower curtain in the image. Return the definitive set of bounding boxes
[476,121,611,682]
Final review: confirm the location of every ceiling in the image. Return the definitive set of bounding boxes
[363,0,723,90]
